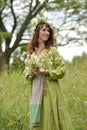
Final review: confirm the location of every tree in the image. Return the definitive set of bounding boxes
[0,0,49,70]
[0,0,87,70]
[56,0,87,47]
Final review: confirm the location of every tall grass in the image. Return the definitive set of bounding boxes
[0,54,87,130]
[60,55,87,130]
[0,70,30,130]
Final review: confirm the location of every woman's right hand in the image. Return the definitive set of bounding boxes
[29,69,38,76]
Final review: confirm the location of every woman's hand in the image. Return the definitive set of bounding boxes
[29,69,49,76]
[39,70,49,76]
[29,69,38,76]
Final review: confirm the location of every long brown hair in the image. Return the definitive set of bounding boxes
[28,22,56,54]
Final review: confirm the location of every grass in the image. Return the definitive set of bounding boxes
[0,70,30,130]
[60,55,87,130]
[0,54,87,130]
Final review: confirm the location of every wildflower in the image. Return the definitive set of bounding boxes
[84,101,87,108]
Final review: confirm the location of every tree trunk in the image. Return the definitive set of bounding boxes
[0,52,10,72]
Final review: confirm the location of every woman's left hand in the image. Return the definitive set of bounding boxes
[29,69,49,76]
[39,70,49,76]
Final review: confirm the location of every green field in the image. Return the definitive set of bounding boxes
[0,54,87,130]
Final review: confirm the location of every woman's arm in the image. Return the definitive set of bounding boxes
[48,47,65,80]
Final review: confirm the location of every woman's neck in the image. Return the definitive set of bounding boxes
[35,42,45,54]
[38,41,45,50]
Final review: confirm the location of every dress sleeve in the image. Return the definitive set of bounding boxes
[49,47,65,80]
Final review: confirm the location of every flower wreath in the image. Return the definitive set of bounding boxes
[31,18,57,34]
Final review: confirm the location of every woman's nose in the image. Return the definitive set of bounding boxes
[45,30,49,35]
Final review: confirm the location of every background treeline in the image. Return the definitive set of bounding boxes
[0,53,87,130]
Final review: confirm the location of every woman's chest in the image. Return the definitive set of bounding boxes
[31,50,54,69]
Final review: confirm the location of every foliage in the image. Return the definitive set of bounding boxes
[0,32,12,39]
[60,54,87,130]
[0,70,30,130]
[11,57,24,71]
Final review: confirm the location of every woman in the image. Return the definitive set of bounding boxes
[24,21,74,130]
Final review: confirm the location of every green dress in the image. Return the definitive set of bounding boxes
[24,47,74,130]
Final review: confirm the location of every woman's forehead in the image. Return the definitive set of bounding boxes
[40,24,50,29]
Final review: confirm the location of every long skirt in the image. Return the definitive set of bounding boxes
[30,79,74,130]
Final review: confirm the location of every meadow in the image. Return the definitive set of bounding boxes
[0,54,87,130]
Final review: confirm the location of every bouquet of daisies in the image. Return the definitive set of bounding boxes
[24,54,47,78]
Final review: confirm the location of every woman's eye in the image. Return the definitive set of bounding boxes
[42,28,50,32]
[42,29,46,31]
[47,29,50,32]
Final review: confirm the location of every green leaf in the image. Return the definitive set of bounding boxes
[0,32,12,39]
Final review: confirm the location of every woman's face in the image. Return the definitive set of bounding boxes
[38,24,50,42]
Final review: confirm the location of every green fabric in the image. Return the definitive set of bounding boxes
[30,105,41,126]
[24,47,74,130]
